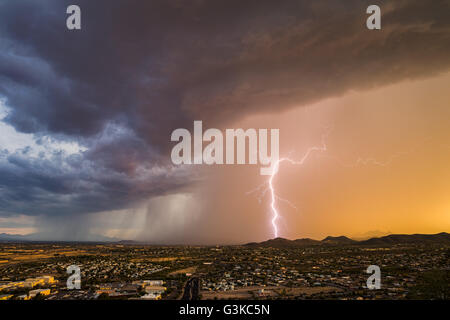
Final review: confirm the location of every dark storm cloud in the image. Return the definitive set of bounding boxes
[0,0,449,217]
[0,141,192,216]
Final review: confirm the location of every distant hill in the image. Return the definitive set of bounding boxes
[321,236,357,245]
[0,232,119,243]
[245,232,450,248]
[2,232,449,246]
[117,240,142,245]
[292,238,322,246]
[0,233,27,241]
[245,237,320,248]
[358,232,450,245]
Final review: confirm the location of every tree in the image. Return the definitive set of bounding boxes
[97,293,110,300]
[408,270,450,300]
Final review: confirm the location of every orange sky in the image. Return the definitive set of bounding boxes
[184,71,450,243]
[8,70,449,244]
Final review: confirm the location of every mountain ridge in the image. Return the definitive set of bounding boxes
[1,232,449,246]
[244,232,450,248]
[0,232,119,243]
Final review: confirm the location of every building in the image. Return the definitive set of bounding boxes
[95,289,116,296]
[0,281,24,291]
[141,293,162,300]
[29,288,51,298]
[24,276,55,288]
[144,286,166,294]
[132,280,164,287]
[42,276,56,284]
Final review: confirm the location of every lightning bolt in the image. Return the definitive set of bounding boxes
[248,132,427,239]
[268,137,328,238]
